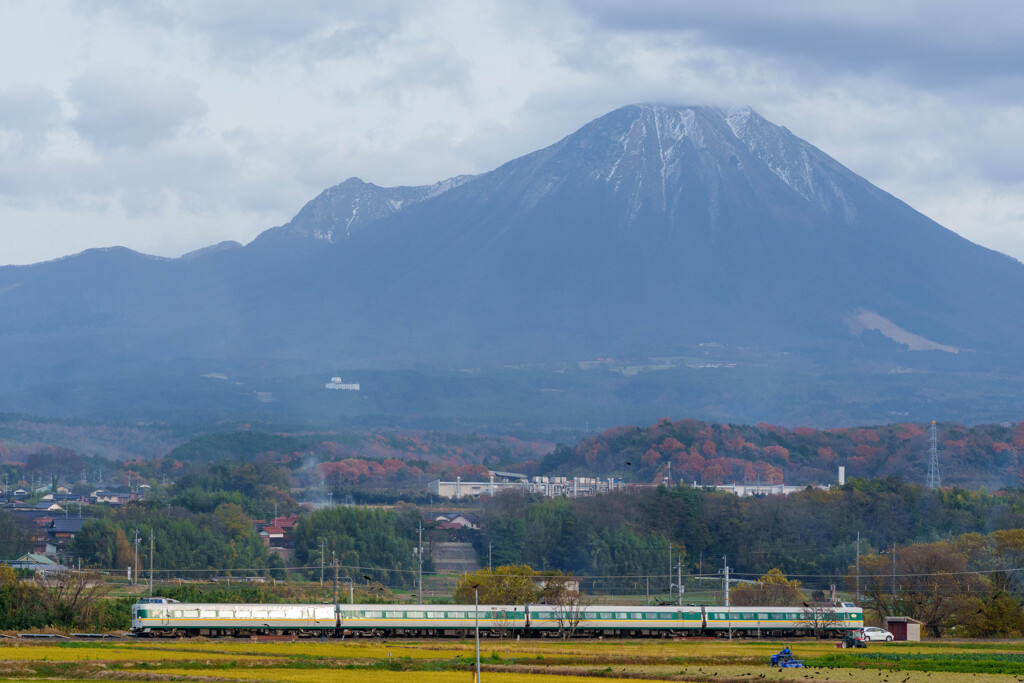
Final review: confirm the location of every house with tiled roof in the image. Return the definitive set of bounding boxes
[5,553,66,573]
[259,525,286,547]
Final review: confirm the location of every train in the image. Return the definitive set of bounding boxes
[131,597,863,638]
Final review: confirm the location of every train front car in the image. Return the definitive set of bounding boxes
[132,599,338,637]
[131,597,181,636]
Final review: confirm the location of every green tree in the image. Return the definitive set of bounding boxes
[0,510,27,560]
[0,565,48,630]
[292,506,416,587]
[959,591,1024,638]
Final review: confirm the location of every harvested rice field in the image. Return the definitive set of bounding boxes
[3,637,1024,682]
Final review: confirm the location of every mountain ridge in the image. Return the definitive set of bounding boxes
[2,103,1024,424]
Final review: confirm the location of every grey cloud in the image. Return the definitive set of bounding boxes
[570,1,1024,94]
[0,84,62,145]
[79,0,405,65]
[67,66,207,149]
[360,50,474,106]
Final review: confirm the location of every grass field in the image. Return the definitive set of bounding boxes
[3,637,1024,681]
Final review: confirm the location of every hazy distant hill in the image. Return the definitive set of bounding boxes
[2,104,1024,426]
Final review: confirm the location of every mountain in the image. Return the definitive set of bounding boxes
[253,175,476,247]
[2,103,1024,426]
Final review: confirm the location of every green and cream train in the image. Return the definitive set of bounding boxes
[131,598,862,638]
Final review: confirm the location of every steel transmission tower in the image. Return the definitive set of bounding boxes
[926,420,941,490]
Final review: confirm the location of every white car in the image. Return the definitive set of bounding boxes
[858,626,894,641]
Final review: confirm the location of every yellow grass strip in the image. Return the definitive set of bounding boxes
[0,645,242,662]
[157,667,685,682]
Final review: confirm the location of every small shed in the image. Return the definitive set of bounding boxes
[884,616,923,641]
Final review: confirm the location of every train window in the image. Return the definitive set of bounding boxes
[385,611,402,619]
[630,613,642,620]
[365,611,383,619]
[253,610,267,619]
[184,610,199,618]
[217,610,233,618]
[236,610,251,618]
[427,611,445,619]
[615,612,627,619]
[171,611,182,618]
[407,612,424,619]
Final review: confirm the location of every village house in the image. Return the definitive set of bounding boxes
[434,512,481,530]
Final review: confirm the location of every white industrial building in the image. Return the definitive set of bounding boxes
[428,472,625,499]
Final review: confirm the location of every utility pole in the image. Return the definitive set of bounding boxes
[677,559,683,606]
[149,531,154,596]
[891,543,897,601]
[320,540,325,587]
[855,531,860,603]
[474,587,481,683]
[333,552,339,612]
[722,556,730,607]
[133,529,140,587]
[667,543,672,596]
[699,549,703,589]
[418,521,423,604]
[488,543,492,571]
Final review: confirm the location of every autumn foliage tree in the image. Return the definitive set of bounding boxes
[453,564,541,604]
[851,541,989,637]
[730,568,805,606]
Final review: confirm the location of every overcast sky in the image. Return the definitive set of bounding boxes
[1,0,1022,265]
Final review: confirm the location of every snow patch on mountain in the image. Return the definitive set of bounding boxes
[726,106,859,226]
[280,174,479,244]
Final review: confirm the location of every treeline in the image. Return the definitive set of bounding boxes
[70,502,284,578]
[477,478,1024,591]
[535,419,1024,490]
[170,460,298,518]
[64,502,425,583]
